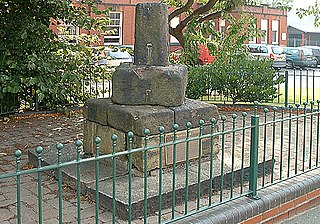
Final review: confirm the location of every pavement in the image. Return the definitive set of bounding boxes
[0,110,117,223]
[280,204,320,224]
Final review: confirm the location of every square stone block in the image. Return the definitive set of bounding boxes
[111,64,188,107]
[84,98,113,125]
[107,104,174,136]
[83,120,97,155]
[170,98,220,130]
[164,126,220,165]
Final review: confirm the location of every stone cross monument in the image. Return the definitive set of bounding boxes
[84,3,219,172]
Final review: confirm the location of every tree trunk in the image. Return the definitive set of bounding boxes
[169,28,185,48]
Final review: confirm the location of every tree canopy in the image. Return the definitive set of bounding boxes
[165,0,261,65]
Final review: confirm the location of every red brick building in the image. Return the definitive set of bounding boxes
[51,1,287,47]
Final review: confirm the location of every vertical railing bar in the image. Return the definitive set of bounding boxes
[143,129,150,224]
[184,122,192,215]
[300,69,302,104]
[75,140,83,224]
[209,119,216,206]
[295,104,300,175]
[271,107,277,183]
[185,122,191,213]
[287,105,293,178]
[302,102,307,172]
[219,116,226,203]
[56,143,63,224]
[240,112,247,194]
[313,70,315,101]
[197,121,204,210]
[172,124,178,219]
[36,146,43,224]
[111,134,118,224]
[309,101,314,169]
[306,69,309,103]
[317,100,320,167]
[231,114,237,199]
[95,137,101,224]
[102,73,105,98]
[127,132,134,224]
[249,110,260,199]
[280,107,285,180]
[262,109,268,187]
[285,71,289,107]
[15,150,22,224]
[293,69,296,104]
[158,127,165,224]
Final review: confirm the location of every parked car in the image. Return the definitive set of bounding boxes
[245,44,286,69]
[303,46,320,65]
[97,48,133,66]
[283,47,317,69]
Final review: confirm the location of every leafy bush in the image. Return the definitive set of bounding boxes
[186,53,285,104]
[0,0,111,112]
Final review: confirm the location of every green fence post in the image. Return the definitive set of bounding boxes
[95,137,101,224]
[285,70,289,107]
[15,150,22,224]
[127,131,134,224]
[56,143,63,224]
[249,114,260,199]
[111,134,118,224]
[143,128,150,224]
[36,146,43,224]
[75,140,82,224]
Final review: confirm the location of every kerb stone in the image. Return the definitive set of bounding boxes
[112,64,188,107]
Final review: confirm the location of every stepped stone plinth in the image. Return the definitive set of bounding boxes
[83,3,220,173]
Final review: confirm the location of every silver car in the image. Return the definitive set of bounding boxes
[245,44,286,69]
[98,49,133,67]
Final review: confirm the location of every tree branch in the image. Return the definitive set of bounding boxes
[174,0,218,33]
[169,0,194,21]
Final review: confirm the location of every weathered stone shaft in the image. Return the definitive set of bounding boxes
[134,3,169,66]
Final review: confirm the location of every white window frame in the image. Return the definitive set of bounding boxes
[272,20,279,44]
[57,20,80,43]
[261,19,268,44]
[104,12,122,45]
[170,17,180,44]
[249,23,257,44]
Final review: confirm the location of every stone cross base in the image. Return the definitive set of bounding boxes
[112,64,188,107]
[83,98,219,172]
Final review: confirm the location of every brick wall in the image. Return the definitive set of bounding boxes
[50,1,287,47]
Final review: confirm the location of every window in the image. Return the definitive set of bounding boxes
[249,22,257,44]
[272,31,277,43]
[219,19,226,34]
[57,20,79,43]
[261,19,268,43]
[104,12,122,45]
[272,20,279,44]
[170,17,180,44]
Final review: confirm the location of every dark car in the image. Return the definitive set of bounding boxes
[303,46,320,65]
[283,47,317,69]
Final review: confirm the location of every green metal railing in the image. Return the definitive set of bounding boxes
[1,102,320,223]
[201,68,320,106]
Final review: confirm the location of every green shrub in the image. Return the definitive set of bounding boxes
[186,54,285,104]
